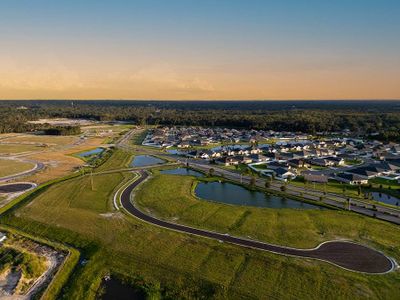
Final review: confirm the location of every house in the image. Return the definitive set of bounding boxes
[262,167,296,181]
[347,162,400,179]
[288,158,306,168]
[303,171,328,183]
[177,141,190,148]
[215,156,240,166]
[309,158,332,167]
[324,156,345,166]
[235,155,252,164]
[245,145,262,154]
[334,173,368,185]
[249,154,268,163]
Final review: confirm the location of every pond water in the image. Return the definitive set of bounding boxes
[371,192,400,206]
[130,155,165,167]
[78,147,104,157]
[160,167,204,177]
[195,181,324,209]
[99,278,146,300]
[166,149,180,155]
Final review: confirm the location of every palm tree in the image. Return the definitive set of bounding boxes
[208,168,215,177]
[250,176,256,188]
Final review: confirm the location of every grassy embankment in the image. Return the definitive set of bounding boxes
[1,146,400,299]
[0,159,35,178]
[291,176,400,206]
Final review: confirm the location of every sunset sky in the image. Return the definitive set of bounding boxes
[0,0,399,100]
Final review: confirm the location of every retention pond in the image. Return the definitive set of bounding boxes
[195,181,324,209]
[130,155,165,167]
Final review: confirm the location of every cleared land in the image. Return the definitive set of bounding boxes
[2,135,78,146]
[1,169,400,299]
[0,159,35,178]
[0,144,43,154]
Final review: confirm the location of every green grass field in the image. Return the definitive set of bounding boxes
[0,159,34,178]
[3,170,400,299]
[94,149,132,172]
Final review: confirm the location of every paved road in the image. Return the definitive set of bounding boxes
[119,171,396,274]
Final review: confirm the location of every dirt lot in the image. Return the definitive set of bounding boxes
[22,137,106,184]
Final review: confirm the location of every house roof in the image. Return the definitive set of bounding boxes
[336,172,367,181]
[274,167,292,176]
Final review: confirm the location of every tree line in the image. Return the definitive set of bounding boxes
[1,100,400,141]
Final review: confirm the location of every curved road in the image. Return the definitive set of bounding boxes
[0,159,44,183]
[119,171,396,274]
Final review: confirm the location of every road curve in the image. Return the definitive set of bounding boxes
[0,159,44,183]
[120,171,396,274]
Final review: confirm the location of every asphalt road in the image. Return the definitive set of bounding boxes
[119,171,396,274]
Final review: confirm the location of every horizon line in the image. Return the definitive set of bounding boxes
[1,99,400,102]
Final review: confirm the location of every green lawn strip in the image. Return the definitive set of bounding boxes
[94,148,132,172]
[291,177,400,210]
[0,224,80,300]
[370,177,400,187]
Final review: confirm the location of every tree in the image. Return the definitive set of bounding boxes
[280,185,287,192]
[249,176,256,188]
[265,180,271,189]
[208,168,215,177]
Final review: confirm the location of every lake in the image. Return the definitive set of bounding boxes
[160,167,204,177]
[78,147,104,157]
[195,181,324,209]
[371,192,400,206]
[130,155,165,167]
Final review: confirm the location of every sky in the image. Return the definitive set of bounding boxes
[0,0,399,100]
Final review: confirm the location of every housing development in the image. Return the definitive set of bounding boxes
[144,126,400,185]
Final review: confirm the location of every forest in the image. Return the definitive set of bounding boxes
[1,100,400,141]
